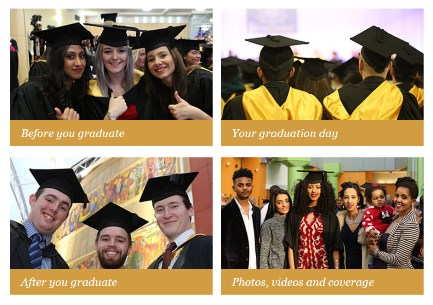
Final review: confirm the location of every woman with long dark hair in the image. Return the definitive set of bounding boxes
[11,23,93,120]
[137,25,212,120]
[284,170,343,269]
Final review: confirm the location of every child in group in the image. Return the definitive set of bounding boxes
[362,183,395,268]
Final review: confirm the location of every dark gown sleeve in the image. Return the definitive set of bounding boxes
[187,69,213,117]
[221,95,246,120]
[398,91,423,120]
[10,79,56,120]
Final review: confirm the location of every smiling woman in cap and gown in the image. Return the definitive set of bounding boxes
[140,172,212,269]
[284,170,343,269]
[82,202,147,269]
[11,168,88,269]
[11,23,94,120]
[137,25,213,120]
[82,22,153,120]
[176,38,204,68]
[222,35,323,120]
[323,26,422,120]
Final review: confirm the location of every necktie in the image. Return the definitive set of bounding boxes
[161,242,177,269]
[29,233,44,269]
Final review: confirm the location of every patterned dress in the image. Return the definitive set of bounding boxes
[297,212,329,269]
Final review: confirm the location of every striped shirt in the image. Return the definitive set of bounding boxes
[23,219,53,269]
[375,210,419,269]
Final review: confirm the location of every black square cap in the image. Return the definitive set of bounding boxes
[332,57,359,80]
[136,25,186,52]
[350,26,408,71]
[395,44,423,66]
[246,35,308,69]
[140,172,199,205]
[176,39,204,53]
[297,169,334,183]
[82,202,148,234]
[101,13,117,23]
[295,56,333,81]
[221,56,244,68]
[33,22,94,49]
[84,23,139,47]
[30,168,88,208]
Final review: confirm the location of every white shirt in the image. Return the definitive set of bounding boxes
[158,228,195,269]
[235,198,257,269]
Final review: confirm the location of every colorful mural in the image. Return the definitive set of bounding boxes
[55,157,177,241]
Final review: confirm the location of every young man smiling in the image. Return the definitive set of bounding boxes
[10,168,88,269]
[140,172,212,269]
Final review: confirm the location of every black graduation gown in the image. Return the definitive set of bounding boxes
[397,82,424,119]
[10,49,19,93]
[221,199,261,269]
[151,68,213,119]
[81,74,154,120]
[336,77,422,120]
[222,82,291,120]
[10,78,58,119]
[147,235,212,269]
[10,220,69,269]
[284,210,344,269]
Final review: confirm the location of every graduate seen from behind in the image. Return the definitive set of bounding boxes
[11,23,94,120]
[11,168,88,269]
[82,202,147,269]
[323,26,422,120]
[137,25,213,120]
[140,172,212,269]
[222,35,323,120]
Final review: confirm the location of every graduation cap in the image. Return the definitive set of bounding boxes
[33,22,94,49]
[85,23,139,47]
[140,172,199,205]
[136,25,186,52]
[332,57,359,80]
[30,168,88,208]
[101,13,117,23]
[82,202,148,235]
[128,36,137,48]
[246,35,309,69]
[295,56,333,81]
[176,39,204,55]
[221,56,243,68]
[393,44,423,80]
[350,25,408,72]
[297,169,333,183]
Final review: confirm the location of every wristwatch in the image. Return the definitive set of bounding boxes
[106,110,118,120]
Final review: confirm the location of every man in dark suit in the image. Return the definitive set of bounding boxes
[221,168,260,269]
[140,172,212,269]
[10,168,88,269]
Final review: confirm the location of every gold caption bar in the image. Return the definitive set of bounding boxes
[222,121,423,146]
[11,121,213,146]
[222,269,423,294]
[11,269,212,295]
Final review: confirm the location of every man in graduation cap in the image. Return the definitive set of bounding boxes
[82,202,147,269]
[221,56,247,114]
[284,169,343,269]
[323,26,422,120]
[11,168,88,269]
[222,35,323,120]
[140,172,212,269]
[221,168,260,269]
[389,44,424,117]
